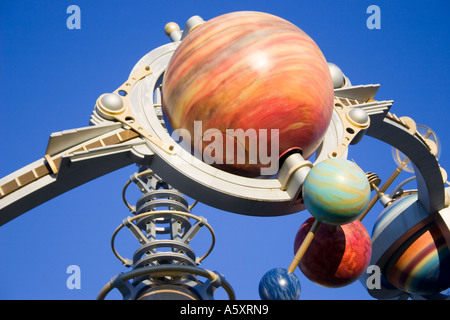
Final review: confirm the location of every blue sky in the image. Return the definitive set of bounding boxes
[0,0,449,300]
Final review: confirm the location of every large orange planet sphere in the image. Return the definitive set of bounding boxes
[162,11,334,176]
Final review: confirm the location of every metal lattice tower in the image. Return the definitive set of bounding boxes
[97,167,235,300]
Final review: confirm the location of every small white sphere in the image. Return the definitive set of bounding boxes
[101,93,123,111]
[164,22,180,36]
[348,107,369,125]
[328,62,345,89]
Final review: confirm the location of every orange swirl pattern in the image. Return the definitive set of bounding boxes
[162,11,334,176]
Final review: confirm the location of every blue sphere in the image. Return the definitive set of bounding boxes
[258,268,301,300]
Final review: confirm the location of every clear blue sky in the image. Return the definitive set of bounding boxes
[0,0,449,300]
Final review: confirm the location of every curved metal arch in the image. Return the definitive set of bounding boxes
[366,115,445,214]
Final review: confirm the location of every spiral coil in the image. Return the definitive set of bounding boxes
[99,167,234,300]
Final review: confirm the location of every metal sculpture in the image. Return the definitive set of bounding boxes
[0,11,448,300]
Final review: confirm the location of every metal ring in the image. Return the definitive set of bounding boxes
[111,210,216,266]
[97,264,235,300]
[122,169,154,212]
[132,240,197,265]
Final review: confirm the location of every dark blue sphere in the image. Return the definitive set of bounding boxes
[259,268,301,300]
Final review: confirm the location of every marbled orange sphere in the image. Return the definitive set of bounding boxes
[294,217,372,288]
[162,11,334,176]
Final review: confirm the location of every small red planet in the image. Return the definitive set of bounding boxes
[294,217,372,288]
